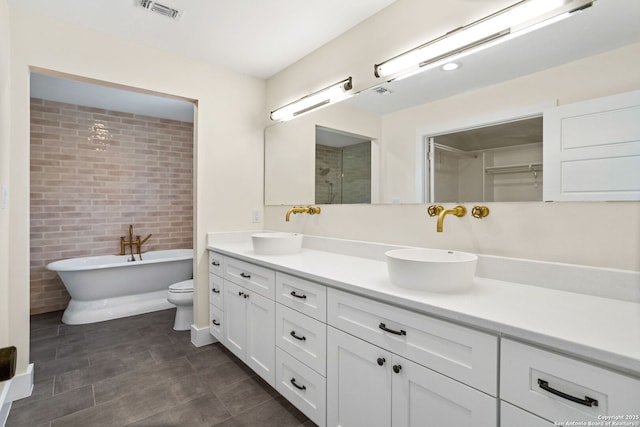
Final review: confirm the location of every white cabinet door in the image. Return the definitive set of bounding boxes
[327,327,392,427]
[544,90,640,201]
[245,290,275,387]
[392,355,497,427]
[223,280,247,361]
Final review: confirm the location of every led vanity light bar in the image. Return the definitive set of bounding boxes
[270,77,353,122]
[374,0,594,80]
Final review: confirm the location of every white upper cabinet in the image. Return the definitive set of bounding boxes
[543,90,640,201]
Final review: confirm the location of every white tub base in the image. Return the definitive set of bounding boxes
[62,290,174,325]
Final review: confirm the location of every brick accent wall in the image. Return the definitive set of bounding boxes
[30,98,194,314]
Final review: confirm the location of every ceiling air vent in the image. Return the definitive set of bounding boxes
[138,0,182,20]
[374,87,392,96]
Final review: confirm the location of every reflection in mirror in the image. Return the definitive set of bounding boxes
[315,126,372,204]
[428,117,543,203]
[264,0,639,205]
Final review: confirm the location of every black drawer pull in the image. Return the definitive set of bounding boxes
[393,364,402,374]
[377,357,386,366]
[379,323,407,336]
[537,379,598,407]
[211,288,220,294]
[240,272,251,279]
[212,320,220,326]
[290,331,306,341]
[290,291,307,299]
[290,378,306,391]
[243,293,249,299]
[212,261,220,266]
[238,291,244,297]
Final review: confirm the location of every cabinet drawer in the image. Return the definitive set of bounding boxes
[276,304,326,376]
[209,304,223,343]
[209,274,224,309]
[501,338,640,422]
[275,347,326,427]
[276,272,326,322]
[327,288,498,395]
[209,251,224,277]
[224,257,275,299]
[500,402,552,427]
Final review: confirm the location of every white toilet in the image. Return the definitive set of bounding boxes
[167,279,194,331]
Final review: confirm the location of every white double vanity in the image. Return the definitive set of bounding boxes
[207,232,640,427]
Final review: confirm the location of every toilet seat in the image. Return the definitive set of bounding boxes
[169,279,193,293]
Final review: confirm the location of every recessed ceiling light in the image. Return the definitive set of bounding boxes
[441,62,460,71]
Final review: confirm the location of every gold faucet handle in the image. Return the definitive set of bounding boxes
[307,206,321,215]
[427,205,444,217]
[471,205,490,219]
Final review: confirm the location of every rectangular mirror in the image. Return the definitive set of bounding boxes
[264,0,639,206]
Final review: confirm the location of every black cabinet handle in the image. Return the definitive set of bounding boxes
[290,291,307,299]
[212,319,220,326]
[211,288,220,294]
[290,378,306,391]
[212,261,220,266]
[240,272,251,279]
[537,379,598,407]
[290,331,306,341]
[393,364,402,374]
[377,357,386,366]
[379,323,407,336]
[238,291,244,297]
[243,293,249,299]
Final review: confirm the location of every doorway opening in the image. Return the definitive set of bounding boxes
[29,70,196,315]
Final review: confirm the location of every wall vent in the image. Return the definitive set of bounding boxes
[138,0,182,20]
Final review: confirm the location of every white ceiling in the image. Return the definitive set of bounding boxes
[18,0,640,122]
[10,0,396,79]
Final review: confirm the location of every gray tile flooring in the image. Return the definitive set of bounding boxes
[8,309,314,427]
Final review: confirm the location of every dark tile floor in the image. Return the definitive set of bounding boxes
[8,309,314,427]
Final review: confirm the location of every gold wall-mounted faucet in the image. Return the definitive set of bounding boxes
[427,205,466,232]
[285,206,321,222]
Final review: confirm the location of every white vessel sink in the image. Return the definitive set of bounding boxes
[251,232,304,255]
[385,248,477,292]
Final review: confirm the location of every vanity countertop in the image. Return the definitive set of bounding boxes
[207,233,640,377]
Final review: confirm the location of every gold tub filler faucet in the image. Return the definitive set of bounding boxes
[120,224,152,261]
[285,206,321,222]
[427,205,467,232]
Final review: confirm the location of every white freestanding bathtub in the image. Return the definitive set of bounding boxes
[47,249,193,324]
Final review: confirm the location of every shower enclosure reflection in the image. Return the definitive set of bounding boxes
[315,126,372,204]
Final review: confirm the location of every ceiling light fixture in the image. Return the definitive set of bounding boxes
[270,77,353,122]
[138,0,183,20]
[374,0,594,80]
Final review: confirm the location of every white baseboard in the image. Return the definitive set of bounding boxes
[8,363,33,402]
[190,324,216,347]
[1,379,11,427]
[1,363,33,427]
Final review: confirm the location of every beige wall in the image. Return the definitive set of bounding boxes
[30,99,194,314]
[7,7,266,374]
[265,3,640,272]
[1,0,11,349]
